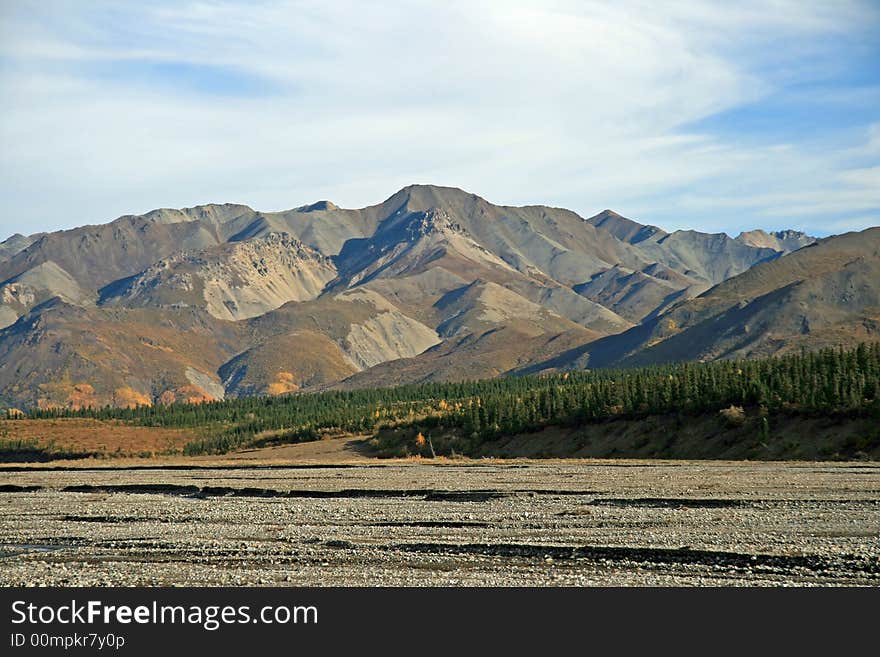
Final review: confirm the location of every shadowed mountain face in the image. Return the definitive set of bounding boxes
[0,184,837,409]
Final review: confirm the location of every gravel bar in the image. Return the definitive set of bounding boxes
[1,460,878,586]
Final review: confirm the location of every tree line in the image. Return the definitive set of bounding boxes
[19,344,880,454]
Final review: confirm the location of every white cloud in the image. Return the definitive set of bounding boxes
[0,0,877,238]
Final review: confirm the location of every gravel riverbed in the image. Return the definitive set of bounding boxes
[1,460,878,586]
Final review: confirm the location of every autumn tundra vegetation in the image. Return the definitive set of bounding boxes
[7,344,878,460]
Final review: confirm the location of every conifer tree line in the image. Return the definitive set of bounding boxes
[19,344,880,454]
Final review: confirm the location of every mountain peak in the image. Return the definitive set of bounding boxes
[382,184,484,214]
[588,209,667,245]
[736,228,816,253]
[399,183,472,196]
[296,200,339,212]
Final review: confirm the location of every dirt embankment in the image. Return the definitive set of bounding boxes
[3,410,879,465]
[373,412,880,461]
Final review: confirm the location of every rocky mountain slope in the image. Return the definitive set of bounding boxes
[736,229,817,252]
[100,233,338,321]
[0,184,834,409]
[523,228,880,372]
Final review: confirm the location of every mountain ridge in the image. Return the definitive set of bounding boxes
[1,184,851,410]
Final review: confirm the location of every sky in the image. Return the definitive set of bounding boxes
[0,0,878,240]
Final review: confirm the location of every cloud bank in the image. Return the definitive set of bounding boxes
[1,0,878,238]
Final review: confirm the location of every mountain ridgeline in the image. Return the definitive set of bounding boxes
[1,183,874,411]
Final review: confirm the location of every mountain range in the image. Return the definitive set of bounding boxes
[1,183,875,410]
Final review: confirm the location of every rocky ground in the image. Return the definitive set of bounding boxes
[1,456,879,586]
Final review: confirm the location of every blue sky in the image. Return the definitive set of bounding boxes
[0,0,878,239]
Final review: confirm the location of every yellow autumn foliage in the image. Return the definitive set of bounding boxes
[266,372,300,396]
[113,387,152,409]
